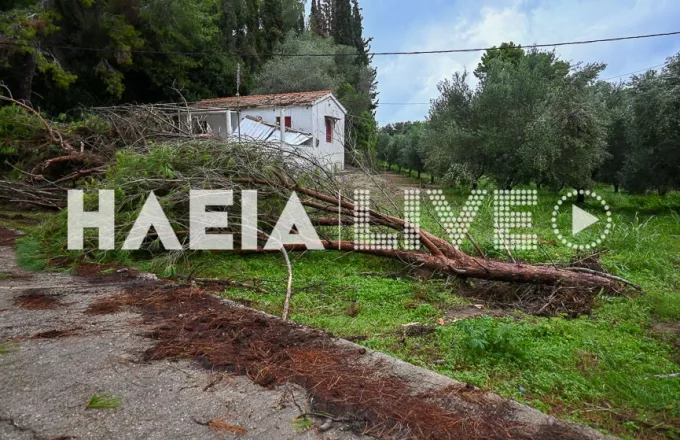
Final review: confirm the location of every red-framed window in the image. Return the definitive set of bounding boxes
[325,116,334,143]
[276,116,292,128]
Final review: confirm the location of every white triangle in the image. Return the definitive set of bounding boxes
[572,205,599,236]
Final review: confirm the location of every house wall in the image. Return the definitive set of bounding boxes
[235,106,314,134]
[312,96,345,171]
[198,113,231,137]
[189,97,345,171]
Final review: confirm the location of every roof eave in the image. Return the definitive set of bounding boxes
[313,93,348,115]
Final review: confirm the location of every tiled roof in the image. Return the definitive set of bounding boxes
[197,90,332,109]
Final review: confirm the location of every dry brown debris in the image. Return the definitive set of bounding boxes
[74,264,139,284]
[14,289,66,310]
[88,284,595,439]
[0,227,19,246]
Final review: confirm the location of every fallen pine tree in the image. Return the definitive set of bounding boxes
[0,101,637,302]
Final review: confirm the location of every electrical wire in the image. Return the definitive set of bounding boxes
[601,62,668,80]
[375,61,673,109]
[1,30,679,57]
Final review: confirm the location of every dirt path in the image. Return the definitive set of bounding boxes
[0,226,616,440]
[337,168,430,193]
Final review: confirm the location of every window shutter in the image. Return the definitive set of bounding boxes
[325,117,332,143]
[277,117,292,128]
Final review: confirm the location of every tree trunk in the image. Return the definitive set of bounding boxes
[14,51,36,102]
[274,240,620,290]
[430,175,434,184]
[614,184,619,193]
[417,170,421,179]
[287,183,624,292]
[576,190,585,204]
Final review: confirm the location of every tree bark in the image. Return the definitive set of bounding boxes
[14,51,36,102]
[576,190,585,204]
[279,181,624,292]
[267,240,620,290]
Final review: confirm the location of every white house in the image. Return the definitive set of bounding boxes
[187,90,346,171]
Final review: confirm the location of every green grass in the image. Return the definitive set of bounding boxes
[291,415,314,432]
[0,342,18,354]
[15,237,49,272]
[15,186,680,439]
[86,393,121,409]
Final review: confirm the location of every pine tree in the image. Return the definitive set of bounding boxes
[296,7,304,34]
[242,0,262,69]
[320,0,332,37]
[261,0,285,54]
[351,0,370,66]
[331,0,353,46]
[221,0,241,52]
[310,0,324,36]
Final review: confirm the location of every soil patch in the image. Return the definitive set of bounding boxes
[29,328,81,339]
[14,289,66,310]
[75,264,139,284]
[84,295,129,315]
[0,271,32,280]
[0,227,19,245]
[93,283,599,439]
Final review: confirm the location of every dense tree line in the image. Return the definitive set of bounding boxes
[0,0,377,156]
[377,45,680,194]
[256,0,378,157]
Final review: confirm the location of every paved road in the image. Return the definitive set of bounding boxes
[0,243,366,440]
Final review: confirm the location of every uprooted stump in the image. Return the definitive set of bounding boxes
[91,284,604,439]
[454,280,627,317]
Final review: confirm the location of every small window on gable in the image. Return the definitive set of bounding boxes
[325,116,334,143]
[276,116,292,128]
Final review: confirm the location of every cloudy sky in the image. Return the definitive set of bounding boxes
[358,0,680,125]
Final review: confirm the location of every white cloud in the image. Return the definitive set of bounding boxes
[374,0,680,124]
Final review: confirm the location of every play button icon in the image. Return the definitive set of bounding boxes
[552,190,613,250]
[572,205,599,235]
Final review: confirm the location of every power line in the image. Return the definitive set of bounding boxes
[370,30,680,56]
[1,30,679,57]
[602,62,668,81]
[378,102,430,105]
[376,62,671,108]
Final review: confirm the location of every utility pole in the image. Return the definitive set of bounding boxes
[236,63,241,143]
[236,63,241,97]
